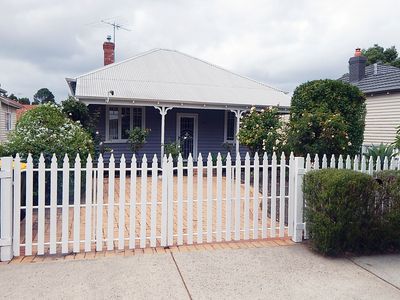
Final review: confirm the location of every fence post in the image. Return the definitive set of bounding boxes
[292,157,305,243]
[0,157,13,261]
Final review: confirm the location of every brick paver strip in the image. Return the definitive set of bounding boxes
[4,238,295,265]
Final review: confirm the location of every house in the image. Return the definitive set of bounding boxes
[0,87,22,142]
[340,48,400,147]
[66,39,290,159]
[16,105,36,121]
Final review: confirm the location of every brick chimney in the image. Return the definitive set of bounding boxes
[348,48,367,82]
[103,36,115,66]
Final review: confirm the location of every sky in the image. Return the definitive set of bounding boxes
[0,0,399,102]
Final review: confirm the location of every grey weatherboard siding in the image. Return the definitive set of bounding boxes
[90,105,248,161]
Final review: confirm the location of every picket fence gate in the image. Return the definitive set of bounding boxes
[0,151,398,261]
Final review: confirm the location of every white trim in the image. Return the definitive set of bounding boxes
[224,110,236,143]
[155,106,173,159]
[78,97,290,113]
[105,106,146,143]
[176,113,198,159]
[5,112,11,131]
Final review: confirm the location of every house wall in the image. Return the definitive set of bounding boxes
[0,102,18,142]
[364,92,400,146]
[90,104,247,161]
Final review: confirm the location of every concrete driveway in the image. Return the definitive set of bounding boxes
[0,244,399,299]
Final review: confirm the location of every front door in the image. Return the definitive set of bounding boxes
[177,114,198,159]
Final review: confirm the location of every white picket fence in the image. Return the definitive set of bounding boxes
[1,151,298,260]
[303,153,399,173]
[0,151,398,261]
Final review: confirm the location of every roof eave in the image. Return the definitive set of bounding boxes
[75,95,290,111]
[65,77,76,96]
[0,97,23,109]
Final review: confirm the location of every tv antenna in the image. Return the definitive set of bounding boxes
[101,20,131,60]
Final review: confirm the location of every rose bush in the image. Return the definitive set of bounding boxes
[288,79,366,157]
[237,106,285,155]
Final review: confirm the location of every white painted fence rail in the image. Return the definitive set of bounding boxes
[0,152,398,261]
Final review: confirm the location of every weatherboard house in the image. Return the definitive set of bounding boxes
[66,40,290,160]
[340,48,400,147]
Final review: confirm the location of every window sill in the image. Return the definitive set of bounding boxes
[105,139,128,144]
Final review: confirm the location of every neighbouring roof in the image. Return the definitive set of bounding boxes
[339,64,400,93]
[67,48,290,108]
[16,104,36,120]
[0,95,23,109]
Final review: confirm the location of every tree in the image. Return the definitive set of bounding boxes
[61,96,91,129]
[237,106,285,155]
[8,93,18,101]
[362,44,400,67]
[288,79,366,157]
[17,97,30,105]
[33,88,55,104]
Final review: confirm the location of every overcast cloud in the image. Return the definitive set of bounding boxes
[0,0,399,101]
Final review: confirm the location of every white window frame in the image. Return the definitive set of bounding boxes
[176,113,198,159]
[105,106,146,143]
[224,110,236,143]
[5,112,12,131]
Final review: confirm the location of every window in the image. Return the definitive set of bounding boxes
[106,106,145,141]
[121,108,131,139]
[224,111,236,142]
[5,112,12,131]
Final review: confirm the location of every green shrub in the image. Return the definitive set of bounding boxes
[364,143,395,169]
[237,106,285,155]
[374,171,400,250]
[305,168,400,255]
[394,125,400,150]
[164,141,181,160]
[127,127,150,154]
[289,79,366,157]
[304,169,377,255]
[4,103,94,162]
[62,96,92,130]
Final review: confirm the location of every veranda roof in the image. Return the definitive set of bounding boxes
[67,48,290,108]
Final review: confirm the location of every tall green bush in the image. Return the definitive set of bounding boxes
[289,79,366,157]
[4,103,94,162]
[61,96,93,131]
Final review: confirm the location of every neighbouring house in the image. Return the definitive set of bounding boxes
[0,87,22,142]
[16,104,36,121]
[66,39,290,160]
[340,48,400,147]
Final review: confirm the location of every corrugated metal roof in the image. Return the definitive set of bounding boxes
[70,49,290,107]
[339,63,400,93]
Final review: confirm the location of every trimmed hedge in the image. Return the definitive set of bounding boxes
[374,171,400,250]
[304,169,400,256]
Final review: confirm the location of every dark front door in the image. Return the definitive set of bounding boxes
[177,114,197,159]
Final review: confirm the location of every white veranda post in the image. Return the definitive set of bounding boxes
[155,106,173,158]
[231,109,246,156]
